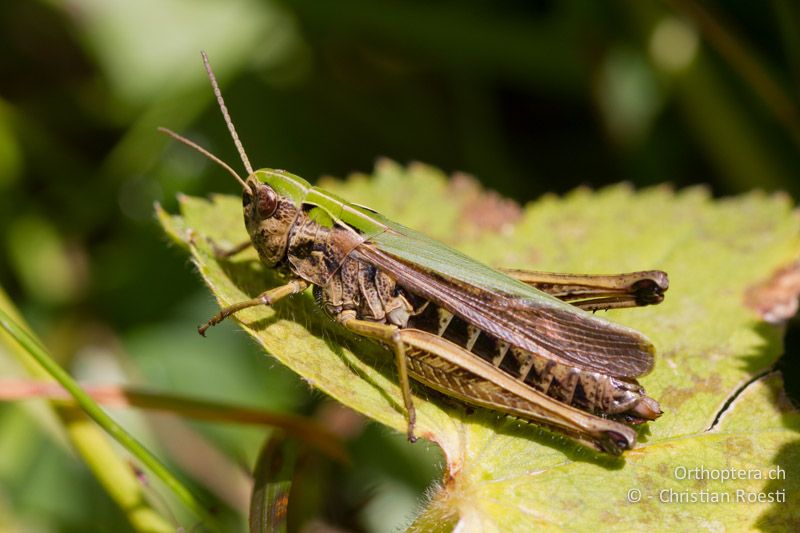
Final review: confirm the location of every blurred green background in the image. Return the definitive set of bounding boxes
[1,0,799,531]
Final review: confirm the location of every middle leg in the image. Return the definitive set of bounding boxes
[337,312,418,442]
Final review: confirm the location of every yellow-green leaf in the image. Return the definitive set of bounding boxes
[159,160,800,530]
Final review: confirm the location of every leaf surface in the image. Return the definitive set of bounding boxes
[158,160,800,530]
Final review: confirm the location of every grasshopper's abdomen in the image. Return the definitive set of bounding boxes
[405,303,659,421]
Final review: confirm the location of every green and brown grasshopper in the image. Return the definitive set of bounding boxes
[160,52,668,455]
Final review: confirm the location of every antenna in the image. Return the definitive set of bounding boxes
[201,51,254,176]
[157,127,250,190]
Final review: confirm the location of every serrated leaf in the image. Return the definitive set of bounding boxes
[159,161,800,530]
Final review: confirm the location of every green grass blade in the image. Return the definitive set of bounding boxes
[0,288,175,533]
[0,306,222,531]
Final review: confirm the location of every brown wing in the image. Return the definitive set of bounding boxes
[352,245,655,378]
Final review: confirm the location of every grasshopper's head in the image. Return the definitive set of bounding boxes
[241,175,298,266]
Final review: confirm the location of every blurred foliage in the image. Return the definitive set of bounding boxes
[0,0,799,531]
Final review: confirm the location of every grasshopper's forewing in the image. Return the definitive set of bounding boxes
[353,244,655,378]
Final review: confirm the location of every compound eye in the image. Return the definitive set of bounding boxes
[256,184,278,218]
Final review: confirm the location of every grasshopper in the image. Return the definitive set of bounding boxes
[160,52,668,455]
